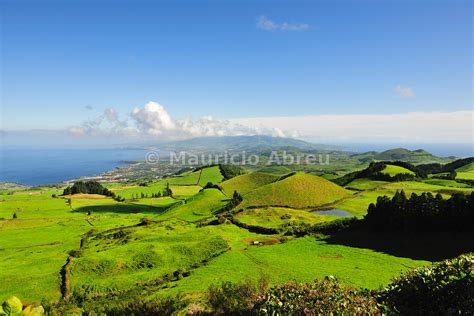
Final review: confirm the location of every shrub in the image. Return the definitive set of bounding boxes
[277,217,359,236]
[208,280,258,314]
[379,253,473,314]
[255,277,378,315]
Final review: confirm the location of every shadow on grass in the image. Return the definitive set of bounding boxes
[74,202,179,215]
[324,229,474,261]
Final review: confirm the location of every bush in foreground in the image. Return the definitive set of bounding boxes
[6,253,473,315]
[207,276,378,315]
[208,280,260,314]
[379,253,473,315]
[254,277,378,315]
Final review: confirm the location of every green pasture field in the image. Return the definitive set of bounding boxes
[166,165,224,186]
[235,207,337,229]
[381,164,416,176]
[1,165,473,306]
[345,178,389,190]
[456,162,474,180]
[220,172,279,196]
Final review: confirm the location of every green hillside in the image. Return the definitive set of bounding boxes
[235,206,337,229]
[257,165,292,174]
[456,162,474,180]
[159,188,228,221]
[220,172,280,195]
[381,164,416,177]
[241,172,351,209]
[345,178,388,190]
[166,165,224,186]
[351,148,451,164]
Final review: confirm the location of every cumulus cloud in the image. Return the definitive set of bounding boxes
[68,107,134,137]
[394,85,415,97]
[66,102,472,143]
[130,101,176,135]
[68,101,295,139]
[257,15,310,32]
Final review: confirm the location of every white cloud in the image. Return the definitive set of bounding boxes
[68,101,294,139]
[257,15,310,32]
[68,107,134,137]
[230,111,473,143]
[131,101,176,135]
[66,102,473,143]
[394,85,415,97]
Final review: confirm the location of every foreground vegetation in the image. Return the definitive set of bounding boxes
[1,155,473,314]
[3,253,471,315]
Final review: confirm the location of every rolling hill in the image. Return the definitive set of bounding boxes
[220,172,280,196]
[381,164,416,177]
[166,165,223,186]
[351,148,452,164]
[456,162,474,180]
[241,172,351,209]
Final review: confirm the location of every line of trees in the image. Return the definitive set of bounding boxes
[365,190,474,231]
[63,181,173,201]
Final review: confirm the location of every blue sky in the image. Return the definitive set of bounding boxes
[0,0,472,144]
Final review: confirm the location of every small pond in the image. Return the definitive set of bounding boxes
[312,209,353,217]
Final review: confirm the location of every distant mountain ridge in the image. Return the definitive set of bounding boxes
[148,136,453,164]
[159,135,338,152]
[350,148,452,164]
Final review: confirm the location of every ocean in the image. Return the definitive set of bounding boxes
[0,147,148,186]
[1,143,472,186]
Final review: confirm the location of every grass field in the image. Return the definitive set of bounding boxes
[220,172,279,196]
[159,232,429,296]
[1,165,473,306]
[166,165,224,186]
[235,207,337,229]
[157,188,228,221]
[345,178,388,190]
[456,162,474,180]
[256,165,292,174]
[381,164,416,176]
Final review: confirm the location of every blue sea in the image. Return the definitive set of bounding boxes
[0,143,472,186]
[0,147,148,186]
